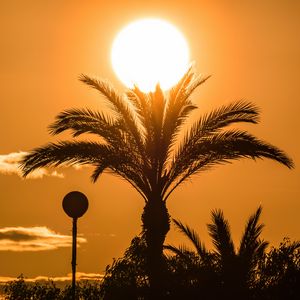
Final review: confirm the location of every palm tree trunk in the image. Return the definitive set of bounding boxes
[141,197,170,299]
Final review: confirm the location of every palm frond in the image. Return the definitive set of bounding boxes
[196,130,294,168]
[144,84,166,160]
[184,74,212,100]
[173,219,208,259]
[238,207,269,279]
[164,130,294,199]
[163,155,219,200]
[48,108,121,142]
[174,101,260,163]
[126,85,170,192]
[162,71,207,153]
[79,74,126,114]
[102,144,152,199]
[159,71,211,178]
[48,107,146,177]
[164,244,193,258]
[163,103,198,154]
[162,68,196,143]
[168,66,195,103]
[163,101,262,197]
[125,89,146,137]
[127,86,151,132]
[150,84,165,137]
[91,163,107,182]
[193,100,259,133]
[79,74,144,152]
[110,164,151,201]
[207,209,235,258]
[254,239,269,260]
[239,206,265,256]
[20,141,111,177]
[20,140,150,199]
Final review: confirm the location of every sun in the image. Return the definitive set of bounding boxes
[111,18,190,92]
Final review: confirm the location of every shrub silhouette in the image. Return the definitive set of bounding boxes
[255,238,300,299]
[3,276,102,300]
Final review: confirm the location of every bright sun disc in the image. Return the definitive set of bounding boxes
[111,18,190,92]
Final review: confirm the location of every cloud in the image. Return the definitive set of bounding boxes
[0,151,64,179]
[0,226,86,252]
[0,272,103,283]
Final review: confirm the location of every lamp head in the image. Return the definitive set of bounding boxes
[62,191,89,219]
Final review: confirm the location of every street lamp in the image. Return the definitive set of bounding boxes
[62,191,89,300]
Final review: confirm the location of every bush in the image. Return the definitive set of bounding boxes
[3,275,102,300]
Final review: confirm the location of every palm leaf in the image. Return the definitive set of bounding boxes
[164,130,294,199]
[174,101,260,163]
[20,141,111,177]
[168,66,195,104]
[207,209,235,258]
[126,86,151,137]
[156,70,210,181]
[48,108,121,143]
[239,206,265,256]
[172,219,208,259]
[162,71,210,154]
[145,84,165,160]
[109,163,151,201]
[164,244,193,258]
[237,207,269,281]
[184,74,212,100]
[79,75,144,152]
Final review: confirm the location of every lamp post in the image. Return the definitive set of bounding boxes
[62,191,89,300]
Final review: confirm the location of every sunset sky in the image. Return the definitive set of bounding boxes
[0,0,299,281]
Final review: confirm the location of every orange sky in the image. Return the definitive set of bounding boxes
[0,0,299,280]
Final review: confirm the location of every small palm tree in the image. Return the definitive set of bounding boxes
[20,69,293,298]
[167,206,268,298]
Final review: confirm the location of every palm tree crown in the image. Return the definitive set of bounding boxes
[21,69,293,200]
[167,207,268,297]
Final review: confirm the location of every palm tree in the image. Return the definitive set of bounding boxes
[20,69,293,298]
[167,206,268,298]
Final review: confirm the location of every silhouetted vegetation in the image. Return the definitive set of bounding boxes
[165,206,268,299]
[99,207,299,300]
[100,236,149,299]
[3,275,102,300]
[20,69,293,297]
[3,231,299,299]
[254,238,300,299]
[3,275,60,299]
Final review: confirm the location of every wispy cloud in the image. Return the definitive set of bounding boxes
[0,226,86,252]
[0,272,103,283]
[0,151,64,179]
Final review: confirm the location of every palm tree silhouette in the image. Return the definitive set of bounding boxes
[167,206,268,298]
[165,207,268,299]
[21,69,293,298]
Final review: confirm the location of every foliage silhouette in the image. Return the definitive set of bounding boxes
[3,275,102,300]
[100,208,299,300]
[166,206,268,299]
[20,69,293,298]
[100,236,149,299]
[255,238,300,299]
[3,275,60,300]
[3,224,299,299]
[165,207,300,300]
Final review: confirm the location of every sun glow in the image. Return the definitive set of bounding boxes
[111,18,190,92]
